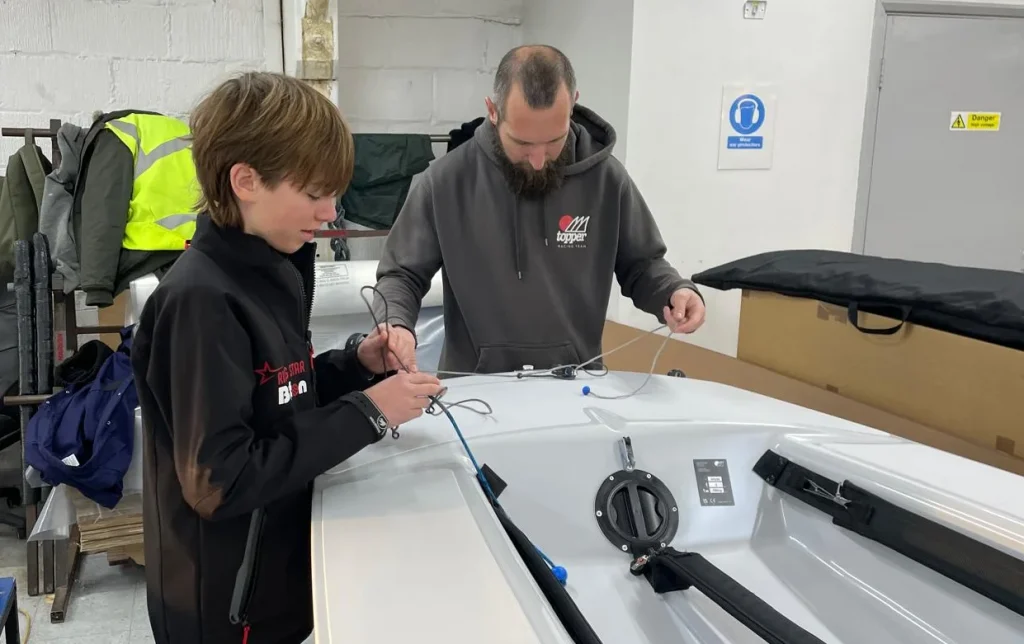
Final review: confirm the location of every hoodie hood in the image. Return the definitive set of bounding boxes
[473,102,617,175]
[472,103,618,280]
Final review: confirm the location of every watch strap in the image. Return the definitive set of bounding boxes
[341,391,390,442]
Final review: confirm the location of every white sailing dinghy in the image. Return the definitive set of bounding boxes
[130,259,1024,644]
[305,369,1024,644]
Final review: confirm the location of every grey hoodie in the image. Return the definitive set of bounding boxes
[373,104,697,374]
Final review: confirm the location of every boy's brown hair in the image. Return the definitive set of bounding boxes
[189,71,354,228]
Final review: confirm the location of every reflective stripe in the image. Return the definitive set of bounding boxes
[107,120,192,176]
[107,119,138,138]
[154,214,198,230]
[137,137,191,175]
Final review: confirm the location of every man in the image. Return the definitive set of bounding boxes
[374,44,705,375]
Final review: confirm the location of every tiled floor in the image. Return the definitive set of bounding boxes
[0,528,153,644]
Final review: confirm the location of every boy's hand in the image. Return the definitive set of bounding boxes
[364,372,444,426]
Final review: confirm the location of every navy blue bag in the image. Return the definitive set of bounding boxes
[25,327,138,509]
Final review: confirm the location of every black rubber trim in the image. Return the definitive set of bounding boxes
[753,449,1024,618]
[482,464,604,644]
[633,547,825,644]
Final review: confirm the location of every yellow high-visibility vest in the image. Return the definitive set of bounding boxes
[104,114,200,251]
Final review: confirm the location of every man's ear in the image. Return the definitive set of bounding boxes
[230,163,260,204]
[485,96,499,126]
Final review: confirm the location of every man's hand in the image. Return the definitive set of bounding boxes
[357,324,418,373]
[663,288,706,334]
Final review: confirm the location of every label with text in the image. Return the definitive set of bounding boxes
[694,459,735,506]
[950,111,1001,131]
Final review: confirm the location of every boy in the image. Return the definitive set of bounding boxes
[131,72,444,644]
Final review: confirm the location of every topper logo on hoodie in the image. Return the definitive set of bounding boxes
[254,360,310,405]
[556,215,590,248]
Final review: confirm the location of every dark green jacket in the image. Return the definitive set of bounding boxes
[0,140,50,400]
[0,140,50,284]
[339,134,435,230]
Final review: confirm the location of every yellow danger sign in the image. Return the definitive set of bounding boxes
[950,111,1001,131]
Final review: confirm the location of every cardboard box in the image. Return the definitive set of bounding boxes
[74,291,129,350]
[601,320,1024,478]
[735,290,1024,460]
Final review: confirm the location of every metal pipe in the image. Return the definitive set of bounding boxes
[0,128,54,137]
[1,118,63,166]
[3,394,51,407]
[313,229,388,239]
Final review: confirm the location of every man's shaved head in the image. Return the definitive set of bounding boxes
[492,45,577,121]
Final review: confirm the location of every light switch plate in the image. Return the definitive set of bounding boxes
[744,0,767,19]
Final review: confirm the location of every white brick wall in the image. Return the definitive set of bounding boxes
[0,0,524,263]
[0,0,281,173]
[336,0,522,141]
[333,0,522,260]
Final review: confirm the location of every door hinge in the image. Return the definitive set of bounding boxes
[878,58,885,90]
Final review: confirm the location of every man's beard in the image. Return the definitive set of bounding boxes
[492,136,572,200]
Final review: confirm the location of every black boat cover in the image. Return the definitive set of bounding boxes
[691,250,1024,351]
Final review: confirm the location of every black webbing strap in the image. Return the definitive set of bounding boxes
[631,547,826,644]
[753,449,1024,618]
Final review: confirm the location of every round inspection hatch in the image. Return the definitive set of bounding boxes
[594,469,678,554]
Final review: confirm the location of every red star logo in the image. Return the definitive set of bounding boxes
[254,361,284,385]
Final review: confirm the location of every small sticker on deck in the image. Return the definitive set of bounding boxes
[694,459,735,506]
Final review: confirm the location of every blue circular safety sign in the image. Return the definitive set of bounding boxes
[729,94,765,135]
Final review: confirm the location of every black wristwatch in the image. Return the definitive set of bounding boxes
[345,332,379,381]
[341,391,390,442]
[346,332,367,351]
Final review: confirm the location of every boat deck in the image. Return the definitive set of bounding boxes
[310,374,1024,643]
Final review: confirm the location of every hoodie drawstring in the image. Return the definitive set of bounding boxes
[512,195,522,280]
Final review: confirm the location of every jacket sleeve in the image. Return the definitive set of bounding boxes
[614,174,701,321]
[139,287,380,522]
[78,131,133,307]
[372,176,443,334]
[312,346,383,406]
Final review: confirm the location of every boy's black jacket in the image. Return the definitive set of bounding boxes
[132,214,383,644]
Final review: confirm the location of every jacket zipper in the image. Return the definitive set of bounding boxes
[288,262,310,330]
[288,263,318,394]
